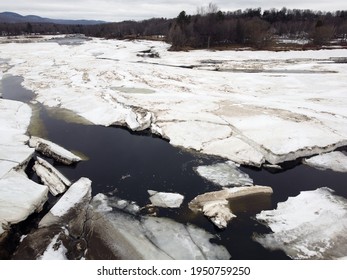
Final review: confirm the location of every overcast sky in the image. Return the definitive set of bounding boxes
[1,0,346,22]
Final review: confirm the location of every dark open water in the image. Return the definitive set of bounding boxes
[1,75,347,260]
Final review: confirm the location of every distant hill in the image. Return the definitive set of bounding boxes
[0,12,105,25]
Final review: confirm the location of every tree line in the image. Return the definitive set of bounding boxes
[1,5,347,49]
[168,5,347,49]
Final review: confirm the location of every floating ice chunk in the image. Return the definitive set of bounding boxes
[0,171,48,235]
[94,194,141,215]
[148,190,184,208]
[42,177,91,219]
[255,188,347,259]
[29,136,82,165]
[263,163,282,170]
[195,161,253,187]
[33,157,71,196]
[88,195,230,260]
[303,151,347,173]
[92,193,113,212]
[14,177,92,259]
[201,200,236,229]
[38,234,67,260]
[142,216,231,260]
[189,186,273,228]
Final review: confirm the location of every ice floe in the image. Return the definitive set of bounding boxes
[33,157,72,196]
[195,161,253,187]
[101,195,140,215]
[189,186,273,228]
[0,171,48,235]
[148,190,184,208]
[255,188,347,259]
[199,200,236,229]
[29,136,82,165]
[14,177,92,259]
[87,194,231,259]
[0,99,49,236]
[303,151,347,173]
[0,99,34,178]
[40,177,91,222]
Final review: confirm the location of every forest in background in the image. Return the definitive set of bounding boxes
[1,4,347,50]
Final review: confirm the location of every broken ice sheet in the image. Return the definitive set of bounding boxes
[303,151,347,173]
[194,161,253,187]
[29,136,82,165]
[255,187,347,259]
[88,194,231,260]
[189,186,273,229]
[33,157,72,196]
[148,190,184,208]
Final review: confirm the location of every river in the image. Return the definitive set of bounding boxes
[1,75,347,259]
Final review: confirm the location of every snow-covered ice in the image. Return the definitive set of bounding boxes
[255,188,347,259]
[0,99,34,178]
[0,38,346,166]
[195,161,253,187]
[303,151,347,173]
[141,216,231,259]
[0,99,48,236]
[0,171,48,234]
[148,190,184,208]
[14,177,92,259]
[40,177,91,221]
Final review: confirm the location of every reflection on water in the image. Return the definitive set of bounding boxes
[2,74,347,260]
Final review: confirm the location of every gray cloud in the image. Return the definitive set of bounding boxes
[1,0,346,21]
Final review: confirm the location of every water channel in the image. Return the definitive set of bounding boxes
[1,75,347,260]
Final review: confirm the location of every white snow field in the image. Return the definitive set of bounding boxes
[0,36,346,167]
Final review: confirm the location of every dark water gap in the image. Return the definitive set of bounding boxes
[2,75,347,260]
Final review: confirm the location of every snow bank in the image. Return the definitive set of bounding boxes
[255,188,347,259]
